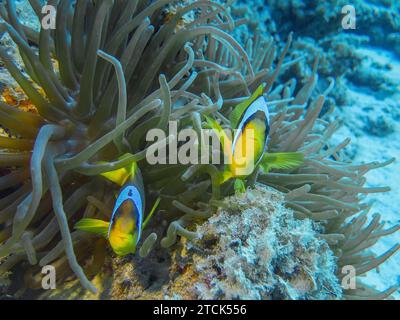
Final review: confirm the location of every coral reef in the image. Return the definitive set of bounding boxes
[260,0,400,57]
[233,0,400,105]
[0,0,398,300]
[187,185,342,300]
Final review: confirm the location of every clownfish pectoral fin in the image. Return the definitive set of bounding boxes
[234,179,246,194]
[142,197,161,230]
[260,152,304,174]
[229,83,266,129]
[75,218,110,238]
[204,116,232,156]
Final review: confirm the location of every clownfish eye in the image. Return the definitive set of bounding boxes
[128,189,133,197]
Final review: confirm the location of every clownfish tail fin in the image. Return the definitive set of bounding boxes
[75,218,110,238]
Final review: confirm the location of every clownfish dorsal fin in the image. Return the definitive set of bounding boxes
[229,83,266,129]
[98,153,138,187]
[75,218,110,238]
[100,167,130,186]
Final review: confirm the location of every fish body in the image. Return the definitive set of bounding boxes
[107,182,143,255]
[217,84,270,181]
[229,91,270,177]
[206,83,304,187]
[75,157,158,256]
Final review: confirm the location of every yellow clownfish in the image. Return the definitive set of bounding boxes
[206,83,304,191]
[75,157,159,256]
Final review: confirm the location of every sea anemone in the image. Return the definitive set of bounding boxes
[0,0,398,299]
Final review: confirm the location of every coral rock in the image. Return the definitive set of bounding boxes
[181,185,343,300]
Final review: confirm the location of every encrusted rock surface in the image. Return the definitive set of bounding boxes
[184,185,342,300]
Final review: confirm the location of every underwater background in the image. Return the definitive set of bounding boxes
[0,0,399,299]
[232,0,400,299]
[253,0,400,298]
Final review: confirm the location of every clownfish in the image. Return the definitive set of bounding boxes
[206,83,304,191]
[75,156,159,256]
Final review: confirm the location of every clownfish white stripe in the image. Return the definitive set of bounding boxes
[231,95,270,156]
[107,184,143,242]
